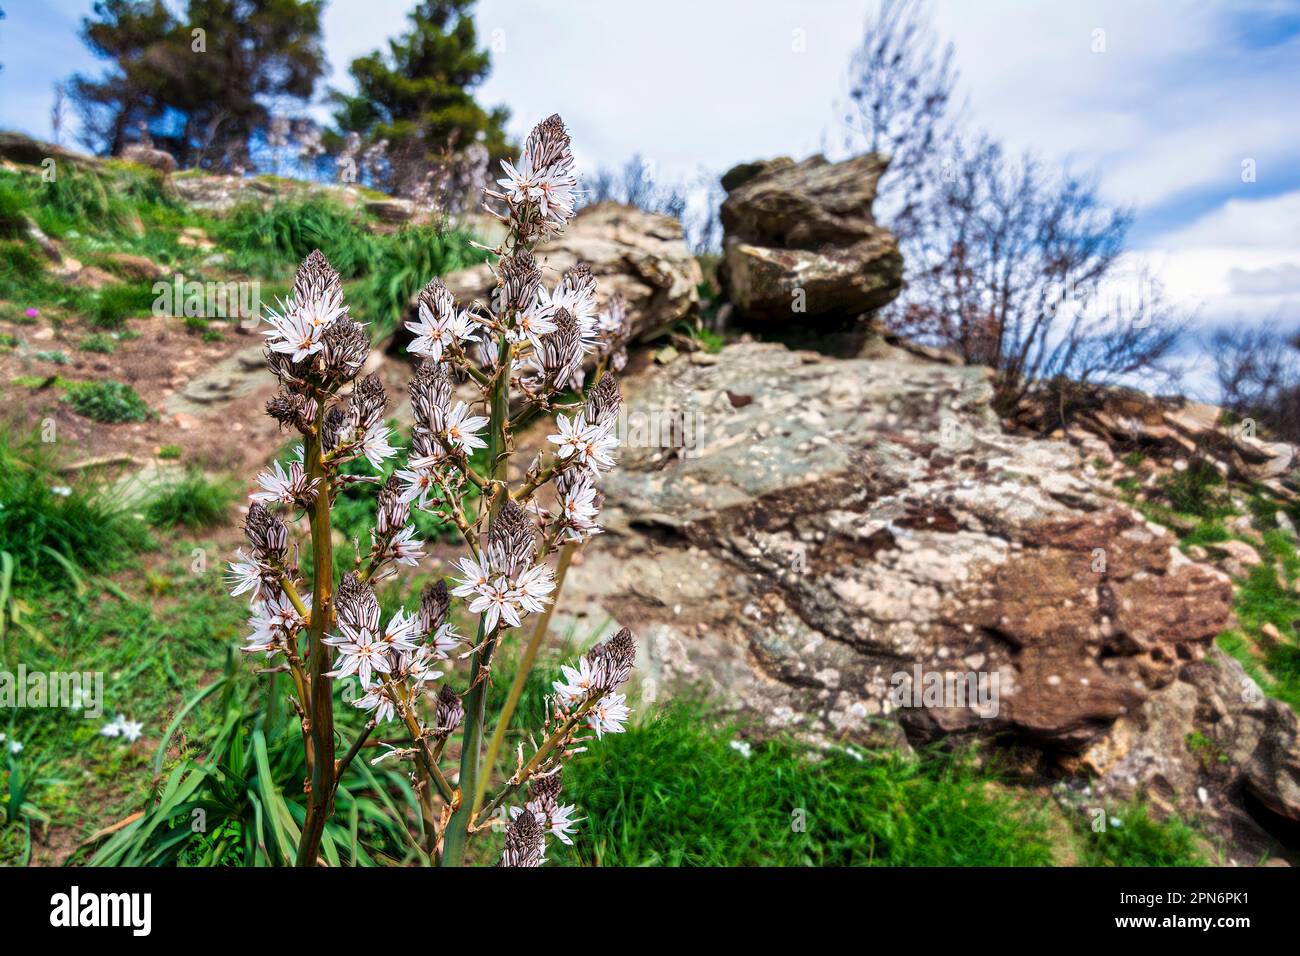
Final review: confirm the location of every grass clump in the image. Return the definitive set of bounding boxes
[220,198,379,279]
[1077,803,1205,866]
[0,434,149,589]
[79,333,116,354]
[145,470,234,530]
[90,284,156,329]
[1158,460,1231,519]
[551,702,1056,867]
[65,380,153,423]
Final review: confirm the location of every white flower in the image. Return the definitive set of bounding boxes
[559,477,601,540]
[546,803,581,845]
[429,622,461,659]
[442,401,488,453]
[576,420,619,475]
[353,682,396,724]
[51,485,72,497]
[512,298,558,350]
[511,563,555,614]
[381,607,422,651]
[226,549,269,600]
[552,657,597,707]
[587,693,630,738]
[388,526,426,567]
[325,624,391,686]
[396,465,438,508]
[8,740,22,755]
[547,413,589,461]
[468,579,522,632]
[101,713,141,741]
[548,415,618,475]
[451,553,493,599]
[360,420,397,471]
[497,156,578,228]
[406,300,479,361]
[250,459,315,507]
[730,740,753,759]
[510,802,582,846]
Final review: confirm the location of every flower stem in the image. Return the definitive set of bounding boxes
[295,408,337,867]
[440,336,513,867]
[471,540,575,817]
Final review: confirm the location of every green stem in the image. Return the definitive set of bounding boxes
[472,541,575,816]
[440,335,512,867]
[295,406,337,867]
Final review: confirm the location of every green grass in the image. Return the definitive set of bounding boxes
[0,433,150,591]
[144,471,235,530]
[64,379,154,423]
[78,333,116,354]
[89,284,156,329]
[1077,803,1205,866]
[549,702,1055,866]
[219,197,381,280]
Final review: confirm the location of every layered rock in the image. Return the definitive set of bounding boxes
[1016,385,1297,490]
[439,201,701,341]
[718,154,903,325]
[556,342,1298,857]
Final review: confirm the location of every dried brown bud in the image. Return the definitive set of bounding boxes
[337,572,380,634]
[375,473,409,536]
[538,308,582,382]
[524,114,572,171]
[487,498,537,580]
[418,580,451,635]
[499,808,545,867]
[321,315,369,382]
[434,684,464,737]
[586,626,636,693]
[529,768,563,816]
[348,373,388,431]
[322,405,348,452]
[409,360,453,432]
[584,374,621,426]
[244,502,287,561]
[266,390,316,433]
[499,249,542,314]
[293,249,343,304]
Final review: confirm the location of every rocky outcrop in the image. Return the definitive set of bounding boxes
[117,143,178,175]
[556,341,1299,858]
[718,154,903,326]
[440,201,701,341]
[1017,385,1297,491]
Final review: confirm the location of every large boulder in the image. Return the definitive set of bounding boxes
[718,154,903,324]
[555,341,1299,859]
[439,201,701,340]
[117,143,178,176]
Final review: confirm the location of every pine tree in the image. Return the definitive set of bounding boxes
[332,0,510,193]
[71,0,327,170]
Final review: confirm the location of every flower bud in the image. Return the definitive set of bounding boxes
[418,580,451,636]
[434,684,464,738]
[499,808,544,867]
[487,498,537,580]
[337,572,380,634]
[583,374,621,426]
[375,473,410,536]
[244,502,287,561]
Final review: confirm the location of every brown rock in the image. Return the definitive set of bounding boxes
[439,201,701,342]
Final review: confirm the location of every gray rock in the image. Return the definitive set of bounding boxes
[718,154,903,325]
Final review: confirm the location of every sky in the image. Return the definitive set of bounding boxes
[2,0,1298,395]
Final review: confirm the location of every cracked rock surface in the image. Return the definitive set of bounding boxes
[560,342,1299,859]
